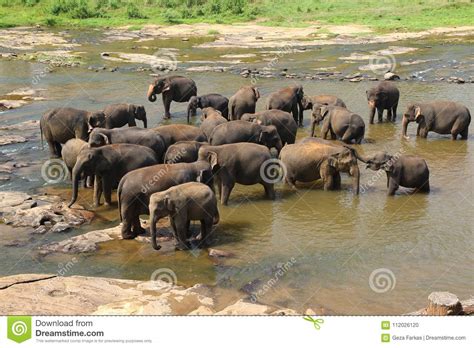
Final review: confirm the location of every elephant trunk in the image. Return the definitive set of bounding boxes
[402,115,409,138]
[68,161,84,208]
[350,164,360,195]
[142,116,147,128]
[149,210,162,251]
[310,119,317,137]
[147,84,157,102]
[186,103,194,124]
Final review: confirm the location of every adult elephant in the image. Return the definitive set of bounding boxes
[40,107,106,158]
[364,151,430,195]
[198,143,276,205]
[209,120,282,153]
[187,93,229,123]
[279,137,364,194]
[366,81,400,124]
[103,103,147,128]
[68,144,159,207]
[149,182,219,250]
[117,160,213,239]
[147,76,197,119]
[228,86,260,120]
[88,127,166,160]
[164,141,208,164]
[301,95,347,110]
[266,85,304,127]
[152,124,206,149]
[241,109,297,145]
[200,107,228,140]
[402,101,471,140]
[311,105,365,144]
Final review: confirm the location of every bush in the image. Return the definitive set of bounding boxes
[127,3,147,19]
[163,8,181,23]
[44,17,57,26]
[49,0,103,18]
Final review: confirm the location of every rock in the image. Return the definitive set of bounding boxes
[208,248,235,258]
[188,306,215,315]
[0,120,39,132]
[215,299,273,315]
[50,222,71,233]
[271,308,300,315]
[100,52,110,56]
[461,298,474,315]
[349,77,363,82]
[427,292,463,315]
[181,37,189,41]
[0,192,36,214]
[255,36,263,40]
[0,135,27,146]
[32,226,48,235]
[384,72,400,80]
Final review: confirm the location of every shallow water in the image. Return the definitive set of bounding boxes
[0,31,473,314]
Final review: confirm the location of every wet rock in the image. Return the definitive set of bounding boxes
[448,76,465,84]
[0,135,28,146]
[349,77,363,82]
[186,66,227,73]
[427,292,462,315]
[208,248,235,258]
[215,299,273,315]
[100,52,110,57]
[0,192,36,214]
[384,72,400,80]
[271,308,299,315]
[50,222,71,233]
[32,226,48,235]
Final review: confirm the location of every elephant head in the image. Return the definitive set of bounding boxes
[327,146,367,194]
[241,113,258,123]
[402,103,424,138]
[292,85,304,103]
[88,129,110,147]
[310,104,330,137]
[87,111,106,132]
[200,107,222,121]
[131,104,147,128]
[149,191,175,250]
[248,86,260,101]
[259,125,283,153]
[68,148,108,207]
[366,87,388,109]
[364,151,394,171]
[147,77,170,102]
[187,96,201,122]
[301,95,313,110]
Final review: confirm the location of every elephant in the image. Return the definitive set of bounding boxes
[117,160,213,239]
[279,137,365,194]
[61,139,92,187]
[152,124,207,149]
[147,76,197,119]
[88,127,166,160]
[40,107,106,158]
[266,85,304,127]
[241,109,297,145]
[402,101,471,140]
[164,141,208,164]
[103,103,147,128]
[364,151,430,195]
[301,94,347,110]
[311,105,365,144]
[198,143,276,205]
[68,144,159,208]
[228,86,260,120]
[187,93,229,123]
[149,182,219,250]
[209,120,283,153]
[200,107,228,140]
[366,81,400,124]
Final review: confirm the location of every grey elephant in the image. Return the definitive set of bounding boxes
[364,151,430,195]
[88,127,166,160]
[152,124,207,149]
[149,182,219,250]
[311,105,365,144]
[61,138,92,187]
[147,76,197,119]
[40,107,106,158]
[117,160,213,239]
[266,85,304,126]
[402,101,471,140]
[103,103,147,128]
[200,107,228,140]
[68,144,159,208]
[198,143,275,205]
[301,94,347,111]
[241,109,297,145]
[164,141,208,164]
[279,137,365,194]
[209,120,283,153]
[228,86,260,120]
[366,81,400,124]
[187,93,229,123]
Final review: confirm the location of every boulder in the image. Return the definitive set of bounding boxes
[427,292,463,315]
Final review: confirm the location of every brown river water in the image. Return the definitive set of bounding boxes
[0,30,473,314]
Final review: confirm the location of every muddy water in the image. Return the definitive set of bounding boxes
[0,31,473,314]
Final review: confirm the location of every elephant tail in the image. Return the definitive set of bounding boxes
[228,99,235,120]
[212,208,220,225]
[40,120,44,150]
[117,179,123,222]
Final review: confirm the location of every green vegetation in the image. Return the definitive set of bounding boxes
[0,0,473,31]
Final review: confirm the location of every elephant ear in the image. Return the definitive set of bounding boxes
[99,133,109,145]
[253,87,260,99]
[258,129,268,143]
[414,106,422,120]
[207,151,218,169]
[162,78,171,92]
[320,106,330,118]
[164,195,175,212]
[381,155,395,172]
[327,155,338,168]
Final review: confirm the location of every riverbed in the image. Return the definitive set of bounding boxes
[0,27,473,314]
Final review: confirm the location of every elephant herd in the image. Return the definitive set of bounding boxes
[39,75,472,250]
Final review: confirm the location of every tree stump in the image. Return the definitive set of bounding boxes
[427,292,463,315]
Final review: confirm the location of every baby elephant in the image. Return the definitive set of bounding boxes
[365,152,430,195]
[312,105,365,144]
[148,182,219,251]
[103,103,147,128]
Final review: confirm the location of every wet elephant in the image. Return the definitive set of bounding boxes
[402,101,471,140]
[200,107,228,140]
[149,182,219,250]
[228,86,260,120]
[147,75,197,119]
[241,109,297,145]
[301,94,347,111]
[164,141,208,164]
[152,124,207,149]
[61,138,91,187]
[187,93,229,123]
[40,107,106,158]
[366,81,400,124]
[266,85,304,126]
[103,103,147,128]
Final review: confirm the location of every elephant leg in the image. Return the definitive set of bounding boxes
[387,109,393,122]
[333,172,341,190]
[285,174,297,189]
[132,216,146,235]
[261,181,275,200]
[162,93,172,119]
[173,217,189,250]
[54,142,62,157]
[291,104,299,126]
[93,175,102,206]
[377,108,383,123]
[392,103,398,122]
[320,169,334,191]
[220,176,235,205]
[387,178,399,196]
[329,129,337,140]
[418,180,430,193]
[102,178,112,206]
[459,127,469,140]
[121,209,137,239]
[341,129,353,144]
[369,107,376,125]
[416,123,421,136]
[199,218,213,248]
[420,127,429,138]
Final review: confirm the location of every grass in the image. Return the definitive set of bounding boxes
[0,0,473,31]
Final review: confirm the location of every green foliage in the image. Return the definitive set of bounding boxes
[126,2,147,19]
